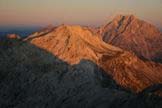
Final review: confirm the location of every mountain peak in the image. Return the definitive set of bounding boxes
[113,14,137,22]
[100,14,162,62]
[27,24,123,64]
[57,24,83,31]
[44,24,55,30]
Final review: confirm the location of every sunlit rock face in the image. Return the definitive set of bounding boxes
[99,15,162,62]
[25,24,162,92]
[27,25,123,64]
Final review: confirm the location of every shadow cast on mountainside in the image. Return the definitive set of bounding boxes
[0,38,162,108]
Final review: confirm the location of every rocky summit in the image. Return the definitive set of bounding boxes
[99,15,162,62]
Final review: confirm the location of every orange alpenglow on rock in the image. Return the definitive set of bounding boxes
[99,15,162,62]
[25,24,162,92]
[7,34,21,39]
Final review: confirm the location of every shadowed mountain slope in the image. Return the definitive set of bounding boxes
[0,38,162,108]
[99,15,162,62]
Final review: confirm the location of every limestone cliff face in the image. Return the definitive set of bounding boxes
[25,25,162,92]
[99,15,162,62]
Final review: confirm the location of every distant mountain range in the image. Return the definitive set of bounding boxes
[0,26,42,37]
[0,15,162,108]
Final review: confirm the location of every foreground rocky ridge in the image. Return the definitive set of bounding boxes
[0,37,162,108]
[25,25,162,92]
[99,15,162,62]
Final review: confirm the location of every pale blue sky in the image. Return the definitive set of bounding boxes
[0,0,162,28]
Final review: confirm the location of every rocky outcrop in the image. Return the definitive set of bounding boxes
[7,34,21,39]
[99,51,162,92]
[99,15,162,62]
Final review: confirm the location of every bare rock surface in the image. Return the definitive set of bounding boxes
[99,15,162,62]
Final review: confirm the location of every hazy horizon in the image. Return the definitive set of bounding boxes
[0,0,162,29]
